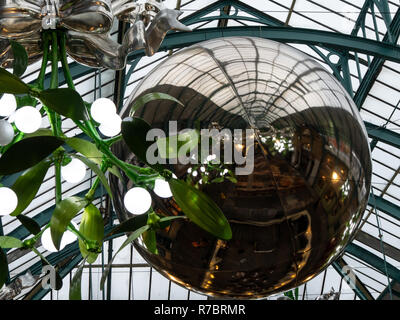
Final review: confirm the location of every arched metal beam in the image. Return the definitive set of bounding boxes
[345,243,400,284]
[354,9,400,109]
[332,257,374,300]
[142,26,400,63]
[45,25,400,89]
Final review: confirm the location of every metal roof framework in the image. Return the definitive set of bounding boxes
[1,0,400,300]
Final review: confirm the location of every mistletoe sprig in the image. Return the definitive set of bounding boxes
[0,31,232,299]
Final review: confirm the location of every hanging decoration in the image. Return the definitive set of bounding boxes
[0,0,372,301]
[0,0,232,300]
[110,37,372,298]
[0,0,190,70]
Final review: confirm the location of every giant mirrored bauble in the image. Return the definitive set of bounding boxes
[111,37,372,298]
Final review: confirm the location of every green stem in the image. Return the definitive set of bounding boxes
[58,32,143,185]
[59,32,75,90]
[48,31,62,204]
[37,33,50,90]
[50,32,58,90]
[85,176,101,202]
[23,220,93,252]
[67,223,88,244]
[32,246,51,265]
[85,160,109,202]
[104,134,123,146]
[31,223,50,244]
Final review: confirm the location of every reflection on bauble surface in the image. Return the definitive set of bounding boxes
[111,37,371,298]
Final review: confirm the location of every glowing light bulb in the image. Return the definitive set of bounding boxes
[331,171,340,182]
[90,98,116,124]
[0,94,17,117]
[124,187,152,214]
[41,222,78,252]
[0,187,18,216]
[0,120,14,146]
[14,106,42,133]
[98,114,122,137]
[61,158,87,183]
[154,179,172,198]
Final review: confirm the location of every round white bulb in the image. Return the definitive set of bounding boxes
[154,179,172,198]
[90,98,117,124]
[98,114,122,137]
[124,187,152,214]
[14,106,42,133]
[0,120,14,146]
[61,158,87,183]
[0,94,17,117]
[41,221,78,252]
[0,187,18,216]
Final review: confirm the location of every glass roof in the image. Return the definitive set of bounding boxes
[1,0,399,300]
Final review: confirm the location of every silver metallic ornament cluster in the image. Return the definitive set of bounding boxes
[0,0,191,70]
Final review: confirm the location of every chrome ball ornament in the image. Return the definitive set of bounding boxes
[111,37,372,298]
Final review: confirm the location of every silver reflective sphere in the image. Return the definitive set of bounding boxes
[0,119,14,146]
[111,37,372,298]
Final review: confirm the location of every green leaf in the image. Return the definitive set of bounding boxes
[24,128,54,138]
[129,92,184,116]
[0,68,30,94]
[0,249,8,289]
[157,129,199,159]
[71,154,113,199]
[100,224,149,291]
[69,259,86,300]
[142,230,158,254]
[50,196,87,250]
[284,290,294,300]
[121,117,164,172]
[16,215,41,235]
[10,41,28,77]
[0,236,24,249]
[15,94,37,108]
[65,137,102,162]
[121,117,151,164]
[106,213,148,237]
[169,179,232,240]
[0,136,64,175]
[78,204,104,264]
[211,176,225,183]
[11,160,51,216]
[39,88,89,121]
[158,215,186,229]
[64,137,122,180]
[226,175,238,184]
